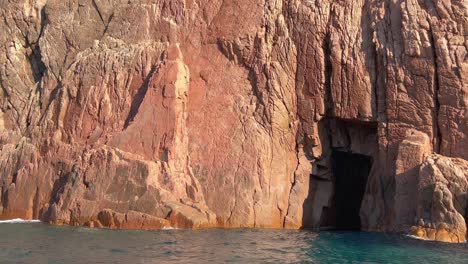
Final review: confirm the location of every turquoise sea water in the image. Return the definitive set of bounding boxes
[0,222,467,264]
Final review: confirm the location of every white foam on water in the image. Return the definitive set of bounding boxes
[0,218,41,224]
[405,234,428,241]
[405,234,466,243]
[162,226,178,230]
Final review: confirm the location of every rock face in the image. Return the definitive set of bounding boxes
[0,0,466,242]
[410,155,468,243]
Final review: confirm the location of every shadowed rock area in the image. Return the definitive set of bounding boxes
[0,0,466,243]
[332,151,372,230]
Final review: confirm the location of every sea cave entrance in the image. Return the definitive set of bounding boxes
[331,150,372,230]
[302,118,378,230]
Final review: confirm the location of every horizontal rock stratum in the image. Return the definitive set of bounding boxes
[0,0,467,243]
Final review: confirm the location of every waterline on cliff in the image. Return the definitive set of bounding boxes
[0,218,41,224]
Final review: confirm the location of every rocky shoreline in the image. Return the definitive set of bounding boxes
[1,0,466,243]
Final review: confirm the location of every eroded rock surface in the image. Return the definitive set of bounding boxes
[410,155,468,243]
[0,0,466,242]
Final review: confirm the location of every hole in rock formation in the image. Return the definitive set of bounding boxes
[331,150,372,230]
[301,118,378,230]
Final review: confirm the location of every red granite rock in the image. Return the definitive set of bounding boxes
[0,0,466,242]
[410,155,468,243]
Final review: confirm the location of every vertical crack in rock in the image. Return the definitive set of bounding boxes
[24,6,48,131]
[46,169,70,214]
[30,6,48,84]
[38,83,61,126]
[323,33,333,115]
[102,13,114,37]
[428,26,441,154]
[362,0,379,119]
[372,46,379,118]
[11,172,18,185]
[32,187,40,219]
[124,65,160,129]
[0,186,3,214]
[283,141,300,228]
[26,43,46,84]
[247,68,266,121]
[23,5,48,85]
[92,0,106,28]
[1,186,7,214]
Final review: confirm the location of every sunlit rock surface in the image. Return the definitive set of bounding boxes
[0,0,466,242]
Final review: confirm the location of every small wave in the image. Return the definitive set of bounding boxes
[405,234,467,243]
[162,226,178,230]
[405,234,428,241]
[0,218,41,224]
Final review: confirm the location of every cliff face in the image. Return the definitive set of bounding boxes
[0,0,466,242]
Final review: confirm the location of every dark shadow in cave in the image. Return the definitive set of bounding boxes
[332,150,372,230]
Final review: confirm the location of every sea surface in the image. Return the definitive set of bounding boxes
[0,220,467,264]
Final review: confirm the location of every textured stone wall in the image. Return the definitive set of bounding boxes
[0,0,466,242]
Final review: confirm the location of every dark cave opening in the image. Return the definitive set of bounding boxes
[332,150,372,230]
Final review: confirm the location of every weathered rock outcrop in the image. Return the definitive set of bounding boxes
[410,155,468,243]
[0,0,466,242]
